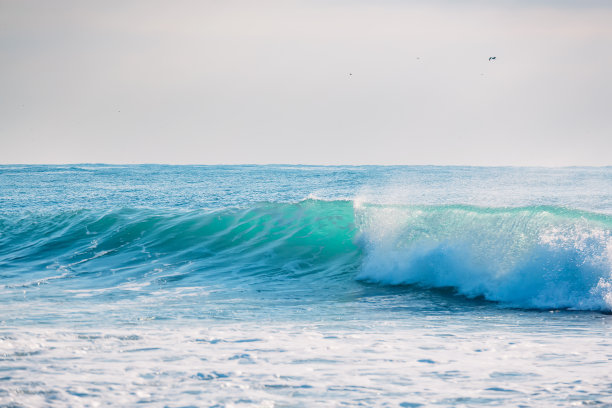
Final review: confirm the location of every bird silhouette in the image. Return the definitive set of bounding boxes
[489,56,496,61]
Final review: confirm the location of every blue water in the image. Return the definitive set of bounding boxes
[1,165,611,407]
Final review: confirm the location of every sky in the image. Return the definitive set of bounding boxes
[1,0,611,165]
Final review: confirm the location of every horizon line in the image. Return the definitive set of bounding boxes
[0,162,610,169]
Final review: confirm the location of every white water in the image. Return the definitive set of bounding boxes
[1,315,610,407]
[356,204,612,310]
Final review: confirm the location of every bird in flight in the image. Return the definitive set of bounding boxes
[489,56,496,61]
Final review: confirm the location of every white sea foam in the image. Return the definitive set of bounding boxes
[0,317,610,407]
[356,204,612,310]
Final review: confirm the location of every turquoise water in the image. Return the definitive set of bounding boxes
[1,165,611,406]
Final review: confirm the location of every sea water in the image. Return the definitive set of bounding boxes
[0,165,610,407]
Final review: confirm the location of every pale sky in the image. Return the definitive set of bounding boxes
[1,0,611,165]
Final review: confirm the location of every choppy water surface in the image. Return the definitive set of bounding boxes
[1,165,611,407]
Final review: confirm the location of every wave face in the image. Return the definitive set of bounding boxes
[356,203,612,311]
[0,200,361,298]
[1,200,611,311]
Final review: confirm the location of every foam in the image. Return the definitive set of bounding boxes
[356,204,612,310]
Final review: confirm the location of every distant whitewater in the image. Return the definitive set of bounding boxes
[1,165,611,407]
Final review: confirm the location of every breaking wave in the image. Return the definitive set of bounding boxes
[1,200,610,311]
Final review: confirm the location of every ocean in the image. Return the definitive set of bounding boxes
[0,165,611,407]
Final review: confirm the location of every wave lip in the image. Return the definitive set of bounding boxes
[355,204,612,311]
